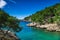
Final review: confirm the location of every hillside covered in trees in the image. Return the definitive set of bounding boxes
[24,3,60,25]
[0,9,21,40]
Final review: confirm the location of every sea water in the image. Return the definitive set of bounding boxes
[16,21,60,40]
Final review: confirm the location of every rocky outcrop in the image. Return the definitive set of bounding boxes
[27,23,60,32]
[0,30,20,40]
[27,22,37,26]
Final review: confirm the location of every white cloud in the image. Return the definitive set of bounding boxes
[0,0,7,8]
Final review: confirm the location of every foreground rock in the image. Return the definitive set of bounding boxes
[27,22,60,32]
[0,30,20,40]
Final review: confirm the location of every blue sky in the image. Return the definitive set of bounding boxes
[3,0,60,19]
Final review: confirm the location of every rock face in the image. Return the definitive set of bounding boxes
[27,23,60,32]
[0,30,20,40]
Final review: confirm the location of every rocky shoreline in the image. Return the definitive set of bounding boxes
[27,22,60,32]
[0,30,20,40]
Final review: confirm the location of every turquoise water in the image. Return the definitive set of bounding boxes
[16,21,60,40]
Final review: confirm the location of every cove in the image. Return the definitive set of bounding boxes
[16,21,60,40]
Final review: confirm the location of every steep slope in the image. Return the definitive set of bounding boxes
[24,3,60,24]
[0,9,21,40]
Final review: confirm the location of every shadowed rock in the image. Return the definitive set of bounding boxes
[0,30,20,40]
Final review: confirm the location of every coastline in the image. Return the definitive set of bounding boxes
[27,22,60,32]
[0,30,20,40]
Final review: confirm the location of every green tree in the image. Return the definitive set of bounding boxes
[24,3,60,25]
[0,9,22,33]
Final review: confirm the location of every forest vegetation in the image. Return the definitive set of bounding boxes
[0,9,21,40]
[24,3,60,25]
